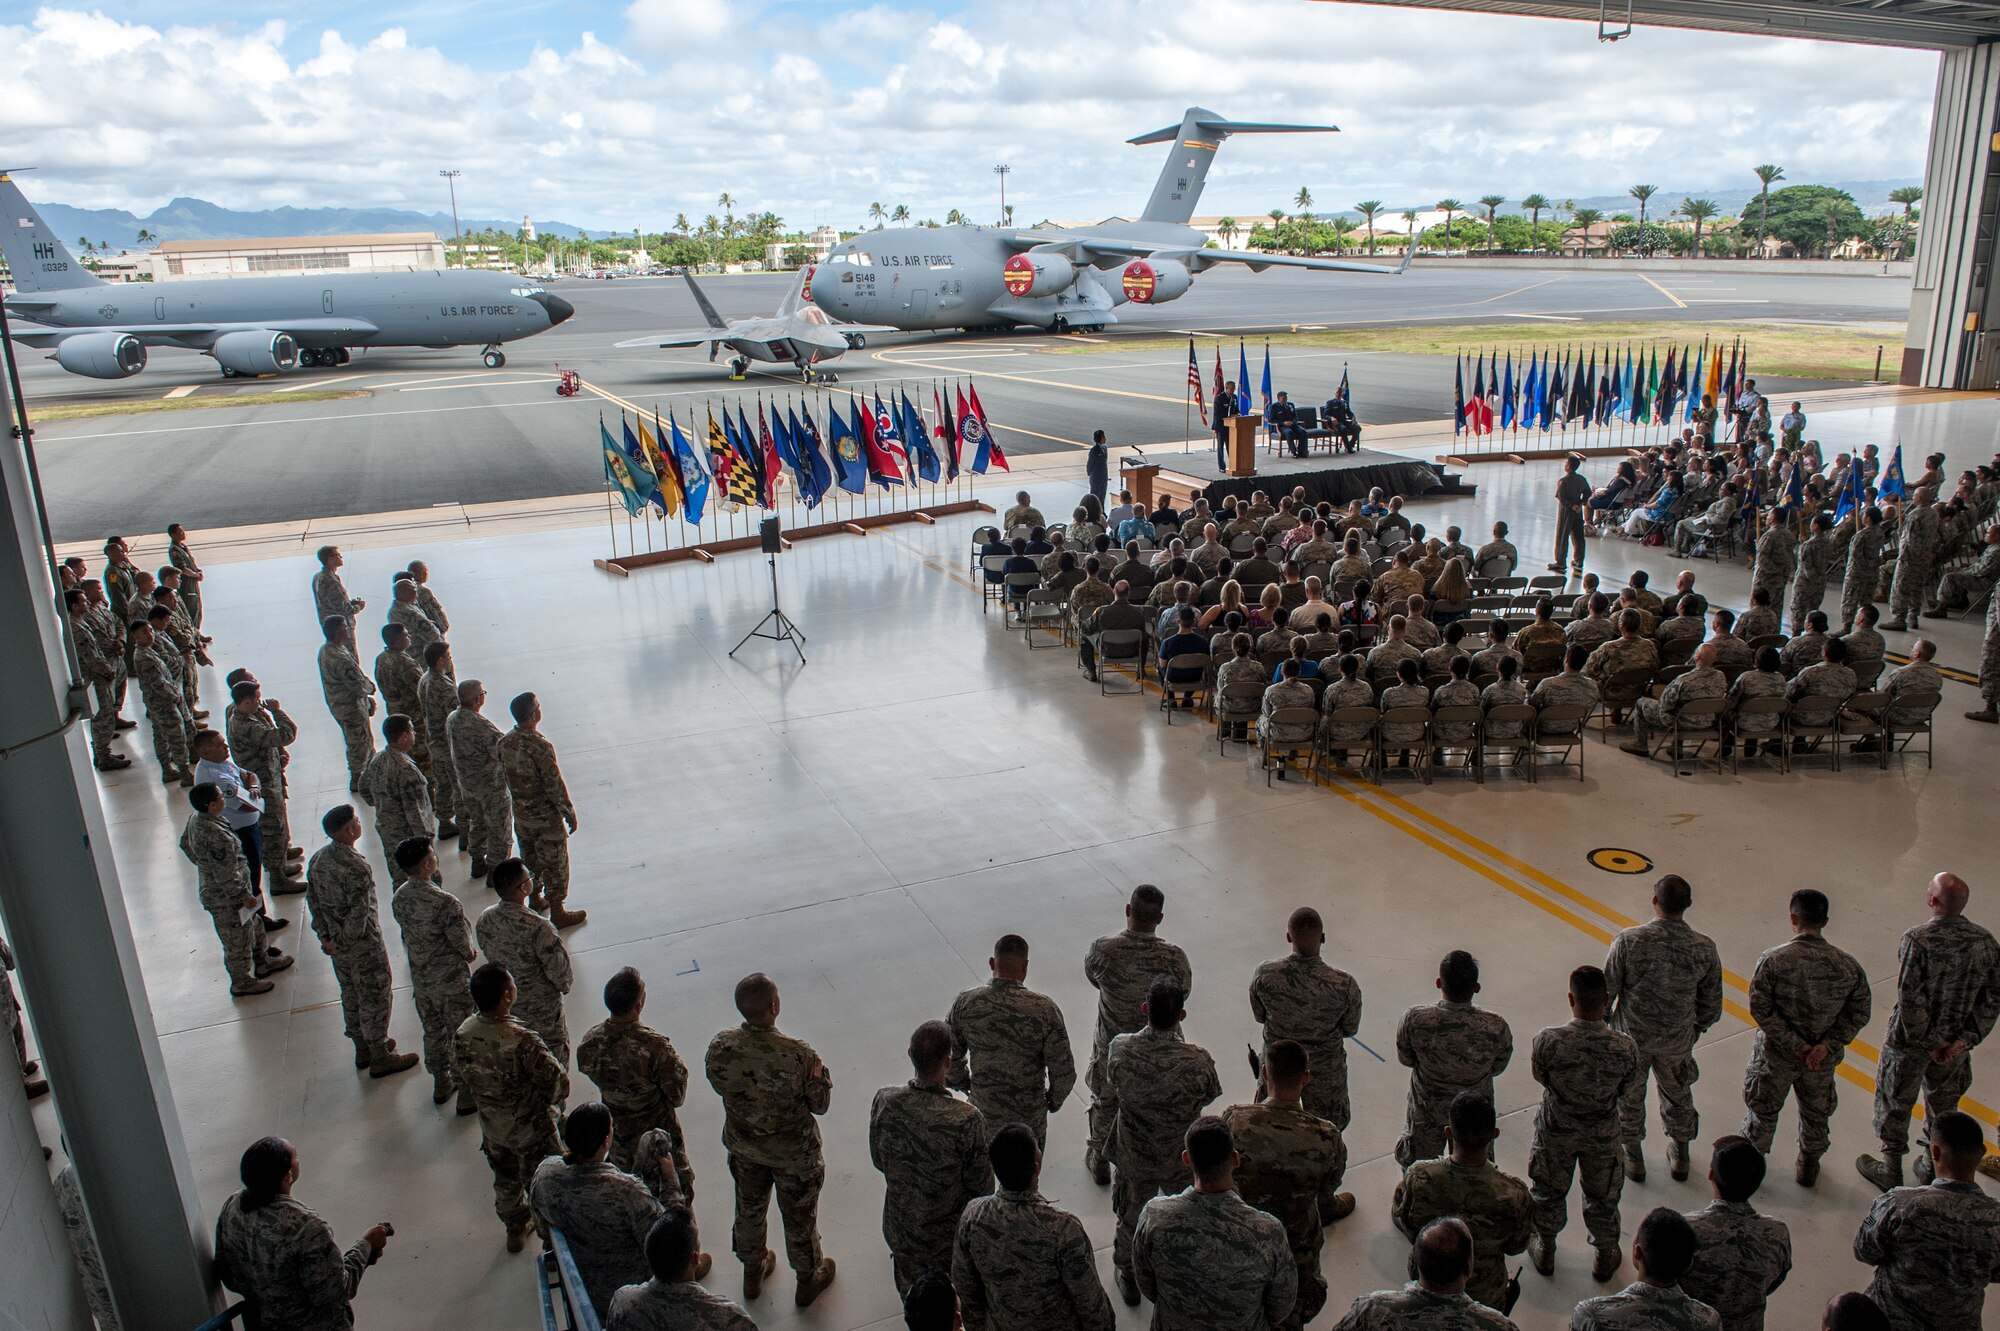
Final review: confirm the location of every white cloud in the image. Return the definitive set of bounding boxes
[6,1,1939,230]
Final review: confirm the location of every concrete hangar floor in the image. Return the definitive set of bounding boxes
[29,262,1999,1330]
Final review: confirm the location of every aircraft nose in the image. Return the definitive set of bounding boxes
[531,292,575,326]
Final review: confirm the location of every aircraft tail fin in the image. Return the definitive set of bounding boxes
[774,265,810,318]
[0,171,106,293]
[1129,109,1339,227]
[681,271,729,330]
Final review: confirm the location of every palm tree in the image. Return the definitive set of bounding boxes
[1678,198,1718,257]
[135,227,154,248]
[1329,217,1358,252]
[891,204,910,225]
[1216,216,1240,247]
[1001,205,1013,226]
[1268,208,1285,227]
[1354,200,1383,255]
[1520,193,1550,238]
[672,213,691,236]
[1752,165,1785,256]
[1568,207,1604,257]
[700,214,720,263]
[1889,185,1923,217]
[868,202,886,230]
[1295,186,1314,215]
[1560,198,1576,223]
[1478,195,1505,252]
[946,209,967,226]
[1434,199,1463,252]
[1401,209,1418,251]
[1627,184,1657,227]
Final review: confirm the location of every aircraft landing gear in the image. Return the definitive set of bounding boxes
[1051,315,1069,334]
[802,367,838,385]
[729,356,750,380]
[482,346,507,369]
[299,347,348,368]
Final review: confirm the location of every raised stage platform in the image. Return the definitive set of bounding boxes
[1134,443,1474,511]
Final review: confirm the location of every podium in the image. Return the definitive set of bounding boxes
[1227,414,1262,477]
[1120,461,1162,508]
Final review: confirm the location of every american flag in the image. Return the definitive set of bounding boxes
[1187,338,1206,424]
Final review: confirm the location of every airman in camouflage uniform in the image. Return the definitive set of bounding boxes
[476,859,573,1064]
[1625,644,1725,754]
[135,618,195,783]
[1741,888,1872,1183]
[1083,884,1193,1182]
[1976,589,2000,723]
[1395,951,1514,1167]
[151,581,202,709]
[306,805,416,1077]
[579,967,695,1189]
[389,836,476,1107]
[53,1165,119,1331]
[952,1123,1114,1331]
[454,962,569,1249]
[226,680,304,886]
[180,787,284,994]
[1320,662,1378,753]
[1335,1282,1518,1331]
[869,1020,993,1294]
[499,692,584,927]
[946,934,1075,1148]
[1859,871,2000,1190]
[449,679,513,878]
[1883,489,1943,630]
[1223,1040,1348,1329]
[1582,616,1660,714]
[312,545,364,637]
[1842,510,1889,629]
[1750,512,1797,611]
[1393,1093,1533,1312]
[603,1208,750,1331]
[408,561,450,632]
[417,643,461,838]
[1105,976,1221,1302]
[527,1107,664,1316]
[1853,1110,2000,1331]
[1680,1137,1793,1331]
[167,523,205,627]
[1930,525,2000,613]
[388,580,443,656]
[317,618,376,793]
[704,973,837,1305]
[1527,965,1639,1281]
[65,591,126,769]
[358,717,433,886]
[1249,907,1362,1143]
[1603,876,1723,1181]
[373,624,427,770]
[1530,651,1602,736]
[82,580,130,718]
[1131,1115,1295,1330]
[1788,516,1838,633]
[213,1141,388,1331]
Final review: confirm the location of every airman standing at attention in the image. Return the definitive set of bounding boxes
[868,1020,993,1295]
[1679,1137,1793,1331]
[946,933,1076,1150]
[407,560,451,633]
[1083,883,1192,1186]
[179,782,290,996]
[317,617,376,794]
[476,858,573,1064]
[1393,1092,1533,1314]
[1526,965,1639,1284]
[153,574,206,701]
[417,642,461,844]
[305,805,418,1079]
[1105,975,1222,1306]
[453,962,568,1254]
[952,1124,1115,1331]
[449,679,512,879]
[579,967,697,1192]
[498,692,585,928]
[388,577,443,658]
[358,716,434,887]
[1249,906,1362,1212]
[704,972,838,1308]
[1882,488,1943,632]
[1130,1115,1294,1329]
[134,614,195,785]
[82,579,134,724]
[226,677,305,890]
[65,589,128,771]
[389,836,477,1111]
[1789,514,1839,634]
[373,623,427,773]
[1750,511,1798,614]
[1604,874,1723,1184]
[1395,951,1514,1168]
[166,522,207,629]
[1223,1039,1348,1330]
[312,544,364,637]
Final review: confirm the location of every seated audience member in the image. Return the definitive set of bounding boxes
[1158,608,1210,707]
[1480,657,1530,741]
[1380,658,1431,767]
[1530,644,1601,736]
[1726,647,1788,759]
[1319,654,1376,764]
[1339,580,1379,629]
[1273,636,1320,685]
[1215,632,1261,739]
[1430,655,1481,753]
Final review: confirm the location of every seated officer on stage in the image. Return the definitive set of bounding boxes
[1268,392,1305,457]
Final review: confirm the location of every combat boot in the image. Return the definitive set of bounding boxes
[1855,1152,1903,1192]
[94,754,131,771]
[1527,1233,1554,1276]
[528,891,548,913]
[794,1258,836,1308]
[437,820,458,840]
[1115,1265,1141,1305]
[470,856,491,879]
[505,1221,531,1254]
[1912,1149,1935,1185]
[456,1086,478,1117]
[1667,1139,1690,1181]
[231,977,275,997]
[115,717,137,730]
[1321,1192,1356,1224]
[369,1049,420,1079]
[1968,707,1998,724]
[742,1249,775,1299]
[550,908,588,930]
[254,953,295,978]
[1621,1141,1646,1182]
[433,1076,455,1105]
[1591,1245,1621,1282]
[1085,1146,1110,1186]
[269,872,307,896]
[1796,1152,1820,1186]
[353,1040,373,1069]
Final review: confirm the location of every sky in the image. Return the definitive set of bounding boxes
[5,0,1941,232]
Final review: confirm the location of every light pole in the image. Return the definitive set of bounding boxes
[439,169,462,267]
[993,164,1010,227]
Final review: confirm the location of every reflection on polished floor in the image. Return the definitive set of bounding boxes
[39,393,2000,1329]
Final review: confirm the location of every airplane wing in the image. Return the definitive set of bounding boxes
[612,331,720,350]
[7,316,382,349]
[1001,233,1411,277]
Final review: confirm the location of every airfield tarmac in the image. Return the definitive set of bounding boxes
[18,263,1910,539]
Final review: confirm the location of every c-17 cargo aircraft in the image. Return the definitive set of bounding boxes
[615,268,894,382]
[810,106,1409,334]
[0,171,574,380]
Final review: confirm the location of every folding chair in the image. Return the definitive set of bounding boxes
[1261,708,1321,784]
[1527,574,1567,595]
[1001,571,1040,627]
[979,555,1011,613]
[1726,695,1791,774]
[1095,630,1147,695]
[1229,533,1258,556]
[1377,707,1433,785]
[1477,558,1514,580]
[1785,691,1847,770]
[1835,691,1891,770]
[1023,588,1067,648]
[1599,665,1656,737]
[1519,642,1565,683]
[1881,689,1942,769]
[1479,705,1538,782]
[969,526,999,579]
[1257,647,1289,676]
[1491,576,1529,595]
[1657,636,1698,667]
[1319,706,1380,778]
[1850,656,1887,689]
[1430,705,1484,782]
[1654,696,1729,776]
[1746,633,1786,657]
[1159,654,1212,723]
[1215,678,1266,753]
[1532,702,1595,781]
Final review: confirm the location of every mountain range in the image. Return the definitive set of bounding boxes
[37,197,590,251]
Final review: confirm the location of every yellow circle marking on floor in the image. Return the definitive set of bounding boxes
[1588,847,1654,875]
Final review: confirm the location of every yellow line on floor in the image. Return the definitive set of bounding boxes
[1639,274,1689,310]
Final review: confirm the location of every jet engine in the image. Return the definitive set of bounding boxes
[1002,252,1077,299]
[53,332,147,379]
[1118,258,1192,304]
[210,330,299,376]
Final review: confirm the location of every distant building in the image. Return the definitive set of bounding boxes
[765,226,842,270]
[522,215,536,243]
[145,233,447,281]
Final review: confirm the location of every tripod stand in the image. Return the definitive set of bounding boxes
[731,553,807,662]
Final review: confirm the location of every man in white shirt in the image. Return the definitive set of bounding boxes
[192,729,286,934]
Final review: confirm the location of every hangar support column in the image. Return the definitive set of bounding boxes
[1907,40,2000,387]
[0,371,217,1327]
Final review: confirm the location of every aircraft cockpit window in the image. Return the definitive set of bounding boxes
[509,286,547,297]
[799,307,830,325]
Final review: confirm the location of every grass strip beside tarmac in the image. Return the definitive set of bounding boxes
[30,389,369,423]
[1056,322,1905,382]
